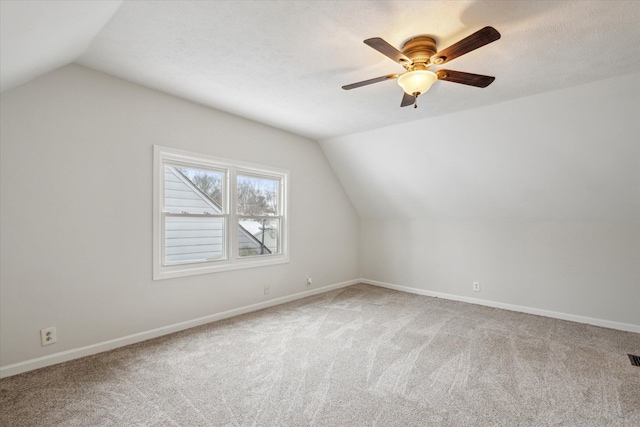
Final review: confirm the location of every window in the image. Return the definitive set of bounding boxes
[153,146,288,280]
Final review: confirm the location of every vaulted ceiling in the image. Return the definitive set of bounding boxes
[2,0,639,140]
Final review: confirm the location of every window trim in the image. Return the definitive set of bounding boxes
[153,145,289,280]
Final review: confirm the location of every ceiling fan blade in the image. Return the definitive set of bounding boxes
[431,26,500,65]
[364,37,412,65]
[436,70,495,87]
[342,73,399,90]
[400,92,415,107]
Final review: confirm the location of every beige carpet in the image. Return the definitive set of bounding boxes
[1,284,639,426]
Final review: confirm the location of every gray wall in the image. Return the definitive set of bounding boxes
[360,220,639,326]
[321,73,640,328]
[2,64,638,373]
[0,64,360,368]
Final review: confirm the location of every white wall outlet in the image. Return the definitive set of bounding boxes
[264,284,270,294]
[473,281,481,292]
[40,327,57,346]
[306,277,312,286]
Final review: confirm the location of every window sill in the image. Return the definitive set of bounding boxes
[153,255,290,280]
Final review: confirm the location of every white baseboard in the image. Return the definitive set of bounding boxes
[362,279,640,334]
[0,279,359,379]
[4,278,636,378]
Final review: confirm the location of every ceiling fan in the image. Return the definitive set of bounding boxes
[342,26,501,108]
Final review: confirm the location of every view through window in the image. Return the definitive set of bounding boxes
[154,146,288,279]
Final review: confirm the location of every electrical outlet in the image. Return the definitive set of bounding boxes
[264,284,270,294]
[473,281,481,292]
[40,327,57,346]
[306,277,312,286]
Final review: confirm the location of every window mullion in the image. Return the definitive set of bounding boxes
[163,212,226,218]
[229,166,237,262]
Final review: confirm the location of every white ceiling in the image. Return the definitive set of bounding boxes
[321,73,640,222]
[0,0,122,92]
[1,0,639,140]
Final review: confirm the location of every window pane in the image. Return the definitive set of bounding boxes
[237,175,279,216]
[238,218,280,257]
[165,165,223,213]
[164,216,225,264]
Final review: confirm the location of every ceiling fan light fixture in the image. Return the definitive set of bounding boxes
[397,70,437,96]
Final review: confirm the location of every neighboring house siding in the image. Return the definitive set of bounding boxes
[164,167,268,264]
[165,216,224,264]
[164,169,217,214]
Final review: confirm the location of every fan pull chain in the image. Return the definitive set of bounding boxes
[413,92,420,109]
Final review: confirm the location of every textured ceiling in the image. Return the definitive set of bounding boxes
[2,1,640,140]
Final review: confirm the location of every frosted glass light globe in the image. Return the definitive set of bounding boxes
[397,70,437,95]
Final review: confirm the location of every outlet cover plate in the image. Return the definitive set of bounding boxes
[40,327,57,346]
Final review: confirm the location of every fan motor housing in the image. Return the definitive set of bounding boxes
[401,36,437,65]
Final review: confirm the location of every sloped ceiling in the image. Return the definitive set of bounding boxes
[321,73,640,222]
[1,0,640,140]
[0,0,122,92]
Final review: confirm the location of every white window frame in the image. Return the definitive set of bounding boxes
[153,145,289,280]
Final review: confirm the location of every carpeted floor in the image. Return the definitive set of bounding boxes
[1,284,639,426]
